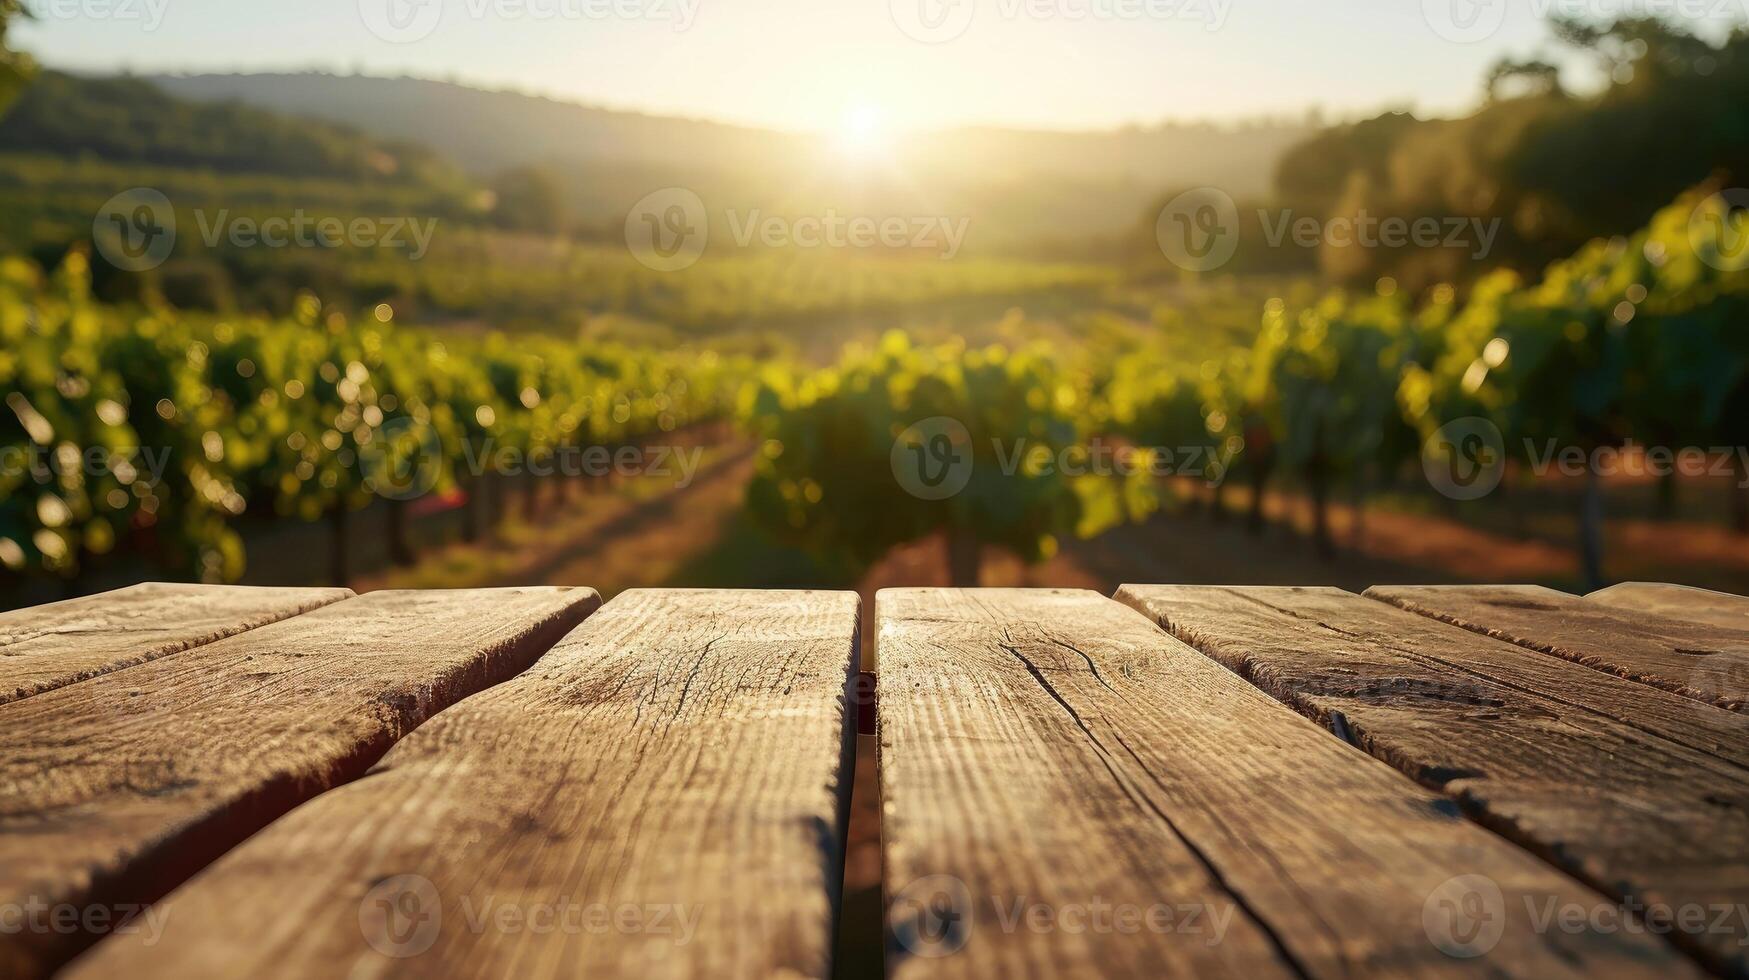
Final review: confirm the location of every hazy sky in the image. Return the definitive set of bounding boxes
[16,0,1746,132]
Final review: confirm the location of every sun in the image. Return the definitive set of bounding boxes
[832,103,888,160]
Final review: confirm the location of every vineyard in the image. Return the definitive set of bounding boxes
[0,252,748,586]
[736,185,1749,586]
[4,183,1748,594]
[8,11,1745,600]
[0,151,1119,335]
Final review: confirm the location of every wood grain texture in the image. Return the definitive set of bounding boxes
[1368,583,1749,711]
[0,586,598,980]
[878,588,1688,979]
[68,589,861,980]
[0,582,353,705]
[1588,582,1749,633]
[1118,584,1749,976]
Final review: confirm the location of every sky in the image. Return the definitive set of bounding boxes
[15,0,1748,134]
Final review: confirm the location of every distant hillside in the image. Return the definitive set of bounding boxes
[1,71,468,193]
[903,120,1314,191]
[146,72,1309,189]
[143,72,1313,246]
[146,72,803,175]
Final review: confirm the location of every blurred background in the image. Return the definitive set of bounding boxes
[5,2,1748,614]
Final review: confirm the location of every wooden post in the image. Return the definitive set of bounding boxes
[1307,432,1334,560]
[521,469,540,523]
[946,526,981,588]
[1247,456,1270,535]
[1579,465,1606,590]
[1734,452,1749,535]
[460,474,481,543]
[387,498,415,567]
[328,502,349,587]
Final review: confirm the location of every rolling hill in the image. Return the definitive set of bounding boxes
[143,71,1313,246]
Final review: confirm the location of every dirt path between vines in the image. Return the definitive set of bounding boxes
[361,433,1749,620]
[353,442,760,596]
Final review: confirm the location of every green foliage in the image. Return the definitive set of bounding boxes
[343,242,1115,335]
[1102,338,1249,487]
[6,184,1744,587]
[0,253,746,582]
[1402,186,1749,456]
[740,331,1119,576]
[1251,287,1421,480]
[1122,182,1749,563]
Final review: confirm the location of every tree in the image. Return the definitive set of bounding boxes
[1273,111,1422,219]
[1548,15,1717,84]
[490,166,568,235]
[0,0,34,116]
[1484,57,1564,101]
[1272,16,1749,290]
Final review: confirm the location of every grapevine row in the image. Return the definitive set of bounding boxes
[0,251,749,583]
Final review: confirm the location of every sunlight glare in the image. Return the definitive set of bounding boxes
[833,103,888,160]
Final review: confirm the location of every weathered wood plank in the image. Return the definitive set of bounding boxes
[879,588,1689,979]
[0,582,353,705]
[0,586,598,979]
[1368,583,1749,711]
[1588,582,1749,633]
[68,589,860,980]
[1118,584,1749,976]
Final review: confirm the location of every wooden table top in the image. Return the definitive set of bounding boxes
[2,581,1745,978]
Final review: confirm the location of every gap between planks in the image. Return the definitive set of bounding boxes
[66,589,862,980]
[1367,583,1749,711]
[878,587,1694,979]
[1119,583,1749,977]
[0,582,353,706]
